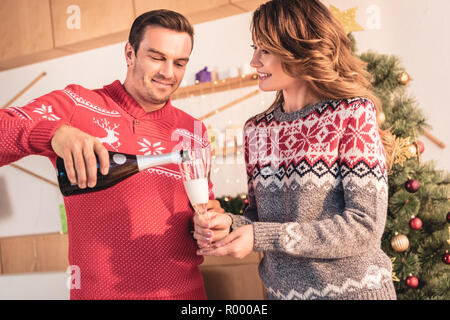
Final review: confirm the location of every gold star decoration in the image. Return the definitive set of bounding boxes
[393,136,417,167]
[380,131,416,174]
[329,5,364,34]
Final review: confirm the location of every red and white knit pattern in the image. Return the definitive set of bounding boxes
[229,97,396,300]
[245,98,387,191]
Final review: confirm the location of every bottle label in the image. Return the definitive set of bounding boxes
[112,153,127,165]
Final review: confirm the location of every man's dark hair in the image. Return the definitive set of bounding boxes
[128,9,194,53]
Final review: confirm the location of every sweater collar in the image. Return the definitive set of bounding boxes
[273,99,332,122]
[103,80,173,120]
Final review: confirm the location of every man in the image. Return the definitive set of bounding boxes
[0,10,222,300]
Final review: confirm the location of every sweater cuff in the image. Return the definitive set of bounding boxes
[29,120,69,153]
[226,213,251,231]
[253,222,282,252]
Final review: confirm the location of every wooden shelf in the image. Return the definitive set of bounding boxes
[172,73,259,100]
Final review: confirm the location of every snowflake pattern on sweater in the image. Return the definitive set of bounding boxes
[0,81,211,300]
[231,97,396,300]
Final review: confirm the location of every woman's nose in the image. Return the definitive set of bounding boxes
[250,52,262,69]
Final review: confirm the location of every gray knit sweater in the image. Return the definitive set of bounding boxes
[229,98,396,300]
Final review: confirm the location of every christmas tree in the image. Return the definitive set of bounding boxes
[356,40,450,300]
[217,34,450,300]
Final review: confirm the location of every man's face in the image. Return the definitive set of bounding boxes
[126,26,192,107]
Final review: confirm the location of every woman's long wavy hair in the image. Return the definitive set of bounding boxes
[252,0,393,169]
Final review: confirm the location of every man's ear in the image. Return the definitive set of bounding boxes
[125,42,135,67]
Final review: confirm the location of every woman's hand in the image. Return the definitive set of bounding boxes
[193,209,232,248]
[196,224,254,259]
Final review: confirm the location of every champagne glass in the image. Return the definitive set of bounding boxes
[179,148,211,216]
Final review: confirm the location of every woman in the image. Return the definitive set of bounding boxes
[195,0,397,300]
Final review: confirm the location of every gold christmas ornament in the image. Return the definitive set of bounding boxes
[377,111,386,125]
[398,71,410,85]
[447,226,450,246]
[390,257,400,282]
[391,233,409,252]
[409,144,417,155]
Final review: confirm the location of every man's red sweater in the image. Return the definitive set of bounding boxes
[0,80,212,299]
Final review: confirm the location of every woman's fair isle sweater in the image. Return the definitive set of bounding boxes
[230,97,397,300]
[0,80,211,300]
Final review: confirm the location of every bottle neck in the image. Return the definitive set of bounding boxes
[136,151,182,171]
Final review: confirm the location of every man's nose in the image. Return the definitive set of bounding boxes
[159,61,174,79]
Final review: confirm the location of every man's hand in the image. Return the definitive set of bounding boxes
[51,124,109,189]
[197,224,254,259]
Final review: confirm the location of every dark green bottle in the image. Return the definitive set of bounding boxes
[56,150,190,196]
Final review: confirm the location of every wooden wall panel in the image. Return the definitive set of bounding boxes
[0,233,68,274]
[0,0,53,61]
[0,232,264,299]
[0,0,258,70]
[0,0,68,70]
[50,0,135,52]
[200,253,265,300]
[134,0,245,25]
[201,251,261,267]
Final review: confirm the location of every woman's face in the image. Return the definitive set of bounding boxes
[250,41,304,92]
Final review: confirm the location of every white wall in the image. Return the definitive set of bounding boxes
[0,0,449,299]
[0,272,69,300]
[323,0,450,168]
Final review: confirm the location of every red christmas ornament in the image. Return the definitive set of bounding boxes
[409,216,423,230]
[446,212,450,223]
[443,251,450,265]
[417,140,425,154]
[406,274,419,288]
[405,179,420,193]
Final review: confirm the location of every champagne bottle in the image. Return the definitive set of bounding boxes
[56,150,191,196]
